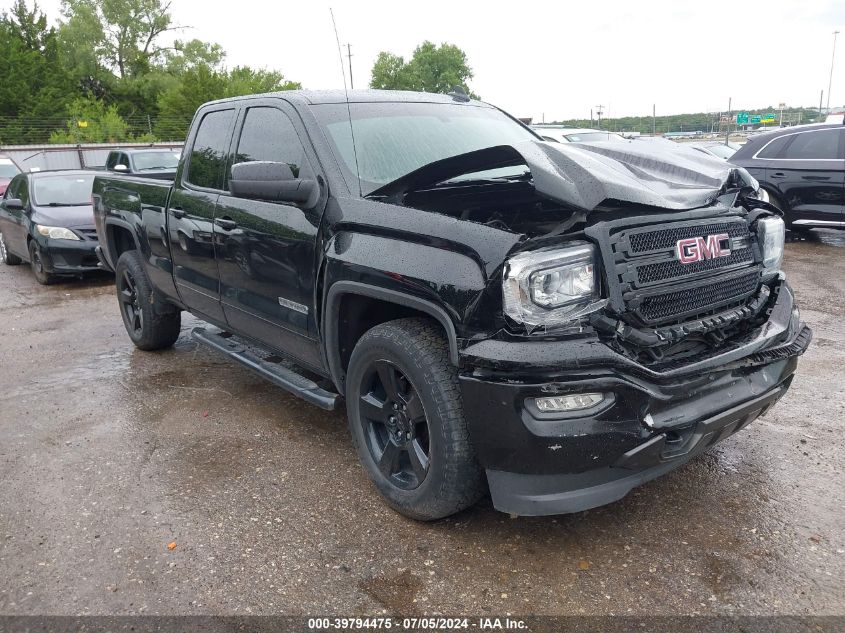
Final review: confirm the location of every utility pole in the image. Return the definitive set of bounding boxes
[725,97,731,145]
[345,43,354,90]
[652,104,656,136]
[590,108,593,127]
[827,30,839,112]
[595,105,604,129]
[819,89,824,120]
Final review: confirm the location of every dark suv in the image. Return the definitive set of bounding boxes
[730,123,845,230]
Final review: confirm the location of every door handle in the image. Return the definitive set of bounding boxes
[214,217,237,231]
[771,172,786,179]
[171,207,185,219]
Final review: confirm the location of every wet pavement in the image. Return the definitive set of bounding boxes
[0,232,843,616]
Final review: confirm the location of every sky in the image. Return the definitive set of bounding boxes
[21,0,845,121]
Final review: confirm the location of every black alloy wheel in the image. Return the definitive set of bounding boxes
[118,267,144,337]
[113,250,181,350]
[345,318,485,520]
[357,359,431,490]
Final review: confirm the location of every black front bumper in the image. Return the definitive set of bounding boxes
[35,236,101,274]
[458,281,811,516]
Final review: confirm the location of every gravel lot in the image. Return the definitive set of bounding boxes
[0,232,842,617]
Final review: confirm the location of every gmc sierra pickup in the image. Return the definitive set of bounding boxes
[93,90,811,520]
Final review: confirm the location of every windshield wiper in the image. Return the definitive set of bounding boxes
[43,202,89,207]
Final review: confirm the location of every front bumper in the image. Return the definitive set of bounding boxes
[35,236,101,274]
[458,281,811,516]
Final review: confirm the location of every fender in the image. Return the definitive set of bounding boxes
[324,281,460,391]
[102,216,144,269]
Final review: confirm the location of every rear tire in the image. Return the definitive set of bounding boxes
[115,250,181,350]
[28,241,55,285]
[0,231,21,265]
[346,318,485,521]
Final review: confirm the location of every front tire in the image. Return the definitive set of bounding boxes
[346,318,485,521]
[28,241,55,285]
[115,250,181,350]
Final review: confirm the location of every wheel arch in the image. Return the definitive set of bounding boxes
[324,281,459,392]
[104,219,142,268]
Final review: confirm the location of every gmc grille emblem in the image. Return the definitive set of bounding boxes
[675,234,731,264]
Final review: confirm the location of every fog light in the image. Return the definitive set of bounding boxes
[534,393,604,412]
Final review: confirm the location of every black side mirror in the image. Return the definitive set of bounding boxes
[3,198,23,210]
[229,161,316,204]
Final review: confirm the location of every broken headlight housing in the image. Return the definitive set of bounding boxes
[757,216,785,277]
[503,242,606,330]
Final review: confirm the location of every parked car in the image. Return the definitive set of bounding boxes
[0,170,101,284]
[532,126,625,143]
[93,90,809,520]
[105,148,181,180]
[0,156,20,196]
[688,141,742,160]
[730,122,845,230]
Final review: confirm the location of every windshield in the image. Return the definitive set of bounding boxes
[313,102,537,195]
[0,162,19,178]
[33,175,94,206]
[132,151,180,171]
[565,132,624,142]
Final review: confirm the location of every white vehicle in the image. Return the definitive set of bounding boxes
[531,126,625,143]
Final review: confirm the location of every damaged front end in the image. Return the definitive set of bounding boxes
[370,138,812,516]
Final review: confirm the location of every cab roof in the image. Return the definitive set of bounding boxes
[204,89,490,108]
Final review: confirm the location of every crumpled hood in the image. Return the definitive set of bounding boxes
[370,139,749,213]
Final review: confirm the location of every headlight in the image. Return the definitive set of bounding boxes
[36,225,80,240]
[757,216,784,275]
[503,242,606,330]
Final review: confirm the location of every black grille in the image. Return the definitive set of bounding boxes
[628,221,749,254]
[637,271,760,323]
[636,248,753,284]
[77,228,98,241]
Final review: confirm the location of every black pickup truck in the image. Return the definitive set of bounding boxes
[93,90,811,520]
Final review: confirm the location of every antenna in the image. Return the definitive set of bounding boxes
[329,8,362,197]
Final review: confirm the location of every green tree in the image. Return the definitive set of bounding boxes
[0,0,74,143]
[154,64,300,140]
[370,41,476,97]
[59,0,180,80]
[48,96,137,143]
[163,38,225,74]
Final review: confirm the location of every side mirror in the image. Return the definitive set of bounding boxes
[229,161,316,204]
[3,198,23,210]
[113,164,128,172]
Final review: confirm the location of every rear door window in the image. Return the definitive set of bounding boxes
[187,109,236,190]
[780,129,843,160]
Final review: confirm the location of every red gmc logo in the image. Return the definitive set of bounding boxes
[675,234,731,264]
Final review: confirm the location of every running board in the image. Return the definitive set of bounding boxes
[191,327,340,411]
